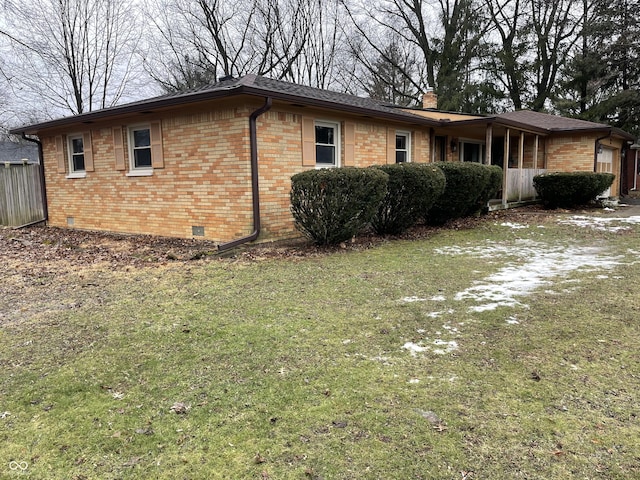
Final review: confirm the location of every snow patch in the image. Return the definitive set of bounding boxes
[402,296,426,303]
[500,222,529,229]
[432,339,458,355]
[441,241,621,311]
[558,215,640,232]
[402,342,429,356]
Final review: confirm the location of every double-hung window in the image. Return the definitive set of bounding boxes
[395,131,411,163]
[128,125,153,172]
[67,134,86,177]
[315,121,340,167]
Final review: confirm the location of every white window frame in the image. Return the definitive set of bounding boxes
[396,131,411,163]
[66,133,86,178]
[459,139,485,163]
[127,124,153,176]
[315,120,341,168]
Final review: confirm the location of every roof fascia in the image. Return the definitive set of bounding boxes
[235,84,441,127]
[11,84,442,135]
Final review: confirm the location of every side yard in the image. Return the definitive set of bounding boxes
[1,208,640,479]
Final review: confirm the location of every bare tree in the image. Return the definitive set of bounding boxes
[284,0,350,90]
[342,0,492,110]
[485,0,580,111]
[145,0,324,92]
[1,0,143,116]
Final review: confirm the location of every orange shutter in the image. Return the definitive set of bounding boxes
[113,127,125,170]
[412,131,421,163]
[55,135,65,173]
[344,122,355,166]
[150,121,164,168]
[301,116,316,166]
[82,131,94,171]
[386,128,396,164]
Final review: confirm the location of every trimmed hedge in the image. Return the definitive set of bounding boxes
[467,164,503,216]
[428,162,495,225]
[371,163,446,235]
[533,172,615,208]
[290,167,388,245]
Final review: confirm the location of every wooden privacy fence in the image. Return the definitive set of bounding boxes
[0,163,45,227]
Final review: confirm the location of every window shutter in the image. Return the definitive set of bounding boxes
[301,116,316,166]
[83,131,94,171]
[413,130,420,162]
[150,121,164,168]
[386,128,396,164]
[113,127,125,170]
[55,135,65,174]
[344,122,355,166]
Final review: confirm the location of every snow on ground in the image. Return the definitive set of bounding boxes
[400,235,624,357]
[558,215,640,232]
[499,222,529,229]
[455,242,620,312]
[401,296,426,303]
[402,338,459,356]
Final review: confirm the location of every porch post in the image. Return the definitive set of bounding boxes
[485,122,493,165]
[503,129,510,206]
[533,135,539,169]
[518,131,525,202]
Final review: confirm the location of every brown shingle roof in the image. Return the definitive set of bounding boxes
[10,77,634,141]
[11,74,437,134]
[497,110,604,130]
[496,110,633,139]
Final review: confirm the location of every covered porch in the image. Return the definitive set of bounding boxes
[431,121,547,206]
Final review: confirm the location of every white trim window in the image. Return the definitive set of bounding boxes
[315,120,340,167]
[66,134,86,178]
[460,140,485,163]
[128,125,153,174]
[396,131,411,163]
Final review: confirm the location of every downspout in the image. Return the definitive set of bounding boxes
[218,97,272,251]
[21,133,49,224]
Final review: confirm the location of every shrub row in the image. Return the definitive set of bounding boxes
[372,163,446,235]
[533,172,615,208]
[290,162,502,245]
[289,167,388,245]
[427,162,502,225]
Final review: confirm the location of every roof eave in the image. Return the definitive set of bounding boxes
[10,84,441,135]
[10,88,240,135]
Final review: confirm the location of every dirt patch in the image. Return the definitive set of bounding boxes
[0,206,566,270]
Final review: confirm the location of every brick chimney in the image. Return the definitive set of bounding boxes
[422,88,438,109]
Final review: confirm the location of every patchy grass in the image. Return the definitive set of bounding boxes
[1,210,640,479]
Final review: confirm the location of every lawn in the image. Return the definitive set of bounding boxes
[1,209,640,479]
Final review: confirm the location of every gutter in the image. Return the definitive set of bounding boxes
[217,97,272,252]
[20,133,49,224]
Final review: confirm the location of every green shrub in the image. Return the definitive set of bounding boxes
[467,164,503,216]
[371,163,446,235]
[290,167,388,245]
[533,172,615,208]
[427,162,493,225]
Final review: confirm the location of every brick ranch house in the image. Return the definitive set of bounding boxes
[10,75,634,248]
